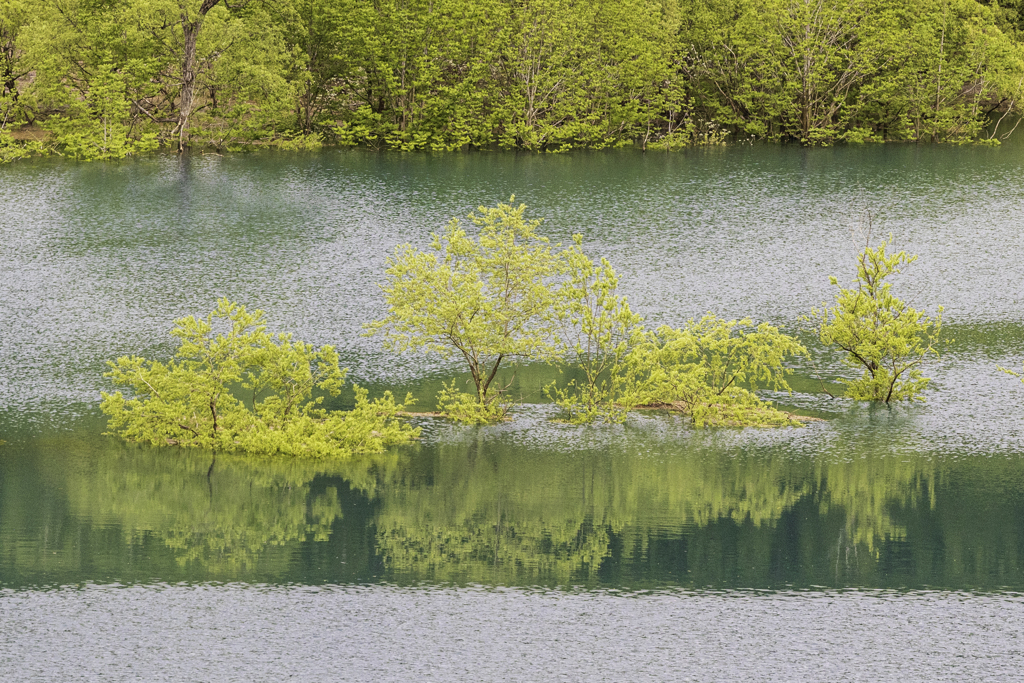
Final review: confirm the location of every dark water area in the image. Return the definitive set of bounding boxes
[2,145,1024,680]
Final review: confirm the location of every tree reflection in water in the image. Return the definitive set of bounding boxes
[8,420,1024,589]
[51,442,403,576]
[373,424,946,587]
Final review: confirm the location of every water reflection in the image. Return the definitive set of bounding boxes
[373,424,945,588]
[71,449,345,573]
[0,432,407,583]
[5,416,1023,590]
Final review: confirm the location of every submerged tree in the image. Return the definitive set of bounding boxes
[368,199,812,428]
[620,315,807,427]
[102,299,418,457]
[366,198,568,423]
[545,238,645,424]
[806,234,943,403]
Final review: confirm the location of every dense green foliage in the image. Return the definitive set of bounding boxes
[101,299,418,457]
[1,0,1022,157]
[367,198,569,422]
[806,235,943,402]
[371,200,807,426]
[620,316,807,426]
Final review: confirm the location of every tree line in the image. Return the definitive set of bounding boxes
[2,0,1024,160]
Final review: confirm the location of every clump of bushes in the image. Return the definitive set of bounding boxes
[367,198,811,427]
[101,299,418,458]
[619,317,807,427]
[103,204,949,454]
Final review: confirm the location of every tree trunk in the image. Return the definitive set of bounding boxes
[2,37,19,110]
[174,0,222,152]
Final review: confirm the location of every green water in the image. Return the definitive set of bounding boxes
[2,145,1023,593]
[5,145,1024,679]
[5,405,1024,591]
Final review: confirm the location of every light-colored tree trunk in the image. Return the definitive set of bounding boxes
[173,0,222,152]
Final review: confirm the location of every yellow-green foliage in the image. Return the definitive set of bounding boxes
[806,235,942,403]
[367,199,808,428]
[545,236,645,424]
[366,197,568,422]
[0,130,43,162]
[1000,363,1024,383]
[435,380,511,424]
[621,315,807,427]
[101,299,418,457]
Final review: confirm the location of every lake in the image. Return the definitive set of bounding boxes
[2,144,1024,680]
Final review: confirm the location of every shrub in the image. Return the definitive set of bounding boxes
[806,235,942,403]
[101,299,418,457]
[620,315,807,427]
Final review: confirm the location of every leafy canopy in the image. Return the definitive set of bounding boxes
[102,299,418,457]
[620,315,807,427]
[545,238,645,424]
[805,235,942,402]
[366,197,568,420]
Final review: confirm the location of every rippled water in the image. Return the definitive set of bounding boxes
[4,584,1023,682]
[2,145,1024,679]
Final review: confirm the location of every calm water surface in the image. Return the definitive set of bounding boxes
[2,145,1024,680]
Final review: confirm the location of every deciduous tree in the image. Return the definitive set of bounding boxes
[546,238,645,424]
[366,198,568,421]
[806,234,943,402]
[102,299,418,457]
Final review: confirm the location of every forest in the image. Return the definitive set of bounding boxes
[3,0,1024,159]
